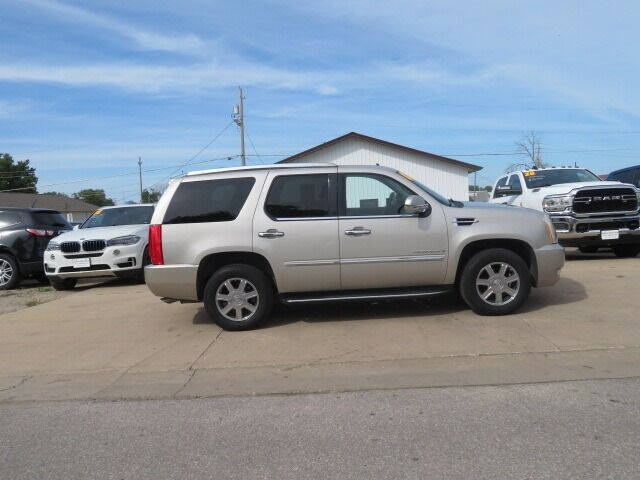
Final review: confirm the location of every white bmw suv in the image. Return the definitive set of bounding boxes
[44,204,154,290]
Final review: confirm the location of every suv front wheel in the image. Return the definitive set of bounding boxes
[203,264,274,331]
[459,248,532,316]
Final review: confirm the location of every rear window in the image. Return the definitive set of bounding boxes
[265,174,333,219]
[31,211,70,228]
[0,211,21,227]
[163,177,255,224]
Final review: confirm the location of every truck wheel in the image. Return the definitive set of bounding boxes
[49,278,77,291]
[612,244,640,258]
[135,248,150,284]
[0,253,21,290]
[578,246,599,254]
[203,264,274,331]
[459,248,531,316]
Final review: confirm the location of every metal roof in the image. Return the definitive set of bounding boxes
[277,132,482,172]
[0,193,98,213]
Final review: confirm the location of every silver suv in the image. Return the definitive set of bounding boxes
[145,164,564,330]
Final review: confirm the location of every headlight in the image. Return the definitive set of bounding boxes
[543,215,558,244]
[542,195,572,213]
[106,235,140,246]
[46,241,61,251]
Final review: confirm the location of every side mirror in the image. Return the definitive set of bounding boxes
[496,185,522,196]
[403,195,431,217]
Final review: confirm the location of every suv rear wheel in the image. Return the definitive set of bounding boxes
[0,253,21,290]
[612,244,640,258]
[203,264,274,331]
[459,248,531,316]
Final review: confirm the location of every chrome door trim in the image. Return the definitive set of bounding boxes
[340,254,446,265]
[284,259,340,267]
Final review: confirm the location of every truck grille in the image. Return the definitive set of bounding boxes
[60,241,81,253]
[82,239,106,251]
[573,188,637,214]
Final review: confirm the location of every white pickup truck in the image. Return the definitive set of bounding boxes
[489,167,640,257]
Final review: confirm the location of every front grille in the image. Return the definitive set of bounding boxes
[82,239,106,251]
[60,241,81,253]
[573,188,637,214]
[575,220,640,233]
[59,264,110,273]
[63,253,103,259]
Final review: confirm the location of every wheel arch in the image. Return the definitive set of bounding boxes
[196,251,277,301]
[454,238,538,287]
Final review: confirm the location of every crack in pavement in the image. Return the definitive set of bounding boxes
[0,376,31,392]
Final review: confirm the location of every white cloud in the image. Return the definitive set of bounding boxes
[23,0,205,54]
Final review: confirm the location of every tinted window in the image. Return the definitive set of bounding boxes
[31,211,70,228]
[341,174,414,216]
[0,211,21,227]
[82,206,154,228]
[493,177,508,198]
[508,174,522,190]
[610,168,638,185]
[523,169,600,188]
[265,174,332,219]
[163,178,255,224]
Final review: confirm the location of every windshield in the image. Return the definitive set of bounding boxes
[407,178,452,206]
[523,169,601,188]
[81,206,154,228]
[31,211,70,229]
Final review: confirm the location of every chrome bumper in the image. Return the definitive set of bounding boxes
[534,244,565,288]
[550,214,640,241]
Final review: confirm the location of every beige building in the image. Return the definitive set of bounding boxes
[0,193,97,223]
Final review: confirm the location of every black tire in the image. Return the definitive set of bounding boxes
[459,248,532,316]
[49,278,77,291]
[578,246,599,254]
[0,253,21,290]
[203,264,274,331]
[135,248,150,284]
[612,244,640,258]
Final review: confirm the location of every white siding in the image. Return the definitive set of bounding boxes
[287,137,470,200]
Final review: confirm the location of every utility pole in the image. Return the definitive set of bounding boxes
[233,87,246,166]
[138,156,143,203]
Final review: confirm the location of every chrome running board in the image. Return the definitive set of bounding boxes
[280,286,452,304]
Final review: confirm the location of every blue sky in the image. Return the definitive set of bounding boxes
[1,0,640,202]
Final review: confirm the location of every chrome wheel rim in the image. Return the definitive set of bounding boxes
[475,262,520,306]
[0,259,13,286]
[215,278,259,322]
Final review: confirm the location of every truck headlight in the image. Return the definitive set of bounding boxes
[46,241,61,251]
[542,195,572,213]
[106,235,140,246]
[543,215,558,244]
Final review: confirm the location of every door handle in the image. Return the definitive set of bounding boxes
[344,227,371,236]
[258,228,285,238]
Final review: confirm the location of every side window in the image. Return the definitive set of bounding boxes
[340,174,415,217]
[508,174,522,191]
[612,169,637,185]
[265,174,334,219]
[493,177,508,198]
[163,177,255,224]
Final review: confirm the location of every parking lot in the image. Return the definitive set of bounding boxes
[1,249,639,403]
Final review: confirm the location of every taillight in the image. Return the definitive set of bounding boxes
[148,224,164,265]
[26,228,54,237]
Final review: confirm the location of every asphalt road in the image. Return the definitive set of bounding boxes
[2,377,639,480]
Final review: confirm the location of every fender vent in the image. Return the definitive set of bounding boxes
[455,217,478,226]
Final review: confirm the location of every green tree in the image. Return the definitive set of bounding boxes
[0,153,37,193]
[73,188,115,207]
[141,188,162,203]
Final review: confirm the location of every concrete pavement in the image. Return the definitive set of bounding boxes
[2,378,639,479]
[1,250,639,402]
